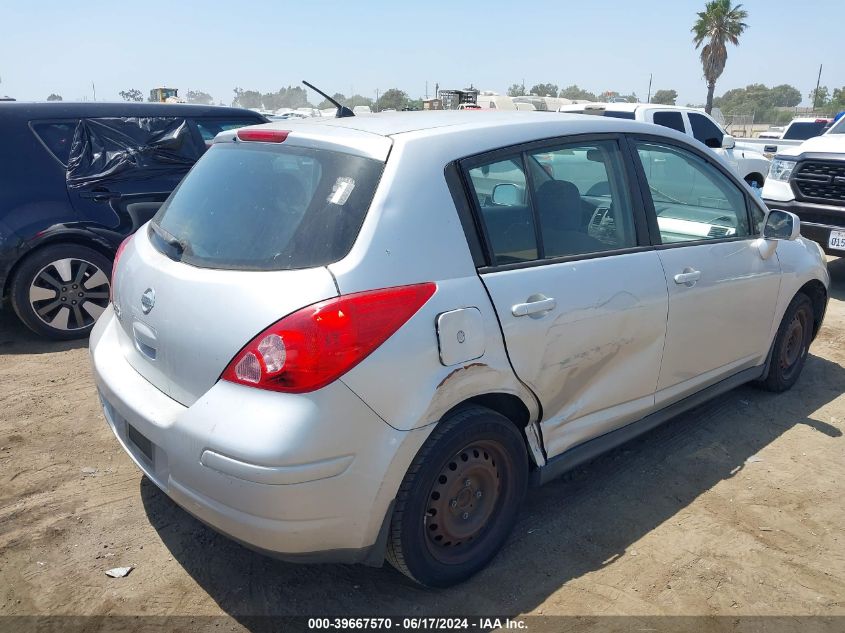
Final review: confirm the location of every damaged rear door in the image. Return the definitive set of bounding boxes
[65,117,205,232]
[461,136,669,458]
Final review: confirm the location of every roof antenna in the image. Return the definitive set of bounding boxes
[302,81,355,118]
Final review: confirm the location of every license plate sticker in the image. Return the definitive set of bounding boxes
[828,230,845,251]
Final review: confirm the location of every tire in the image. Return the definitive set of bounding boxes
[10,243,113,340]
[386,406,529,587]
[758,293,814,393]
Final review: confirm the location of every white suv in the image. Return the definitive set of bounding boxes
[90,112,829,587]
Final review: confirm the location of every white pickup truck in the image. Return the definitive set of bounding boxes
[559,103,771,187]
[733,117,833,158]
[762,115,845,256]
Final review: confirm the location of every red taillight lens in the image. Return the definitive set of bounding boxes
[236,128,290,143]
[110,235,133,303]
[221,283,436,393]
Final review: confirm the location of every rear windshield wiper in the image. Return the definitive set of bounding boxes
[149,221,187,258]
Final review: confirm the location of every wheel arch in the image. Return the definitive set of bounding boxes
[3,233,116,300]
[744,172,765,187]
[797,279,828,339]
[442,392,545,468]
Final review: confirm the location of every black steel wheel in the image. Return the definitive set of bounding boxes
[11,244,112,340]
[386,406,528,587]
[758,293,814,392]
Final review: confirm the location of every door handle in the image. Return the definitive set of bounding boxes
[673,269,701,285]
[512,297,556,317]
[79,190,122,201]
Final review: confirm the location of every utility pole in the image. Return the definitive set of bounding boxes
[92,81,96,101]
[647,74,652,104]
[375,88,379,112]
[812,64,823,111]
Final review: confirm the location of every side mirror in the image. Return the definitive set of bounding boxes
[721,134,736,149]
[492,183,522,206]
[763,210,801,240]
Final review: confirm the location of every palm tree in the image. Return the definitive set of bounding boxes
[692,0,748,114]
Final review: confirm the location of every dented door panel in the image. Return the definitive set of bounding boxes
[480,250,669,458]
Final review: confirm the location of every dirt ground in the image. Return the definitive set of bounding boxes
[1,258,844,631]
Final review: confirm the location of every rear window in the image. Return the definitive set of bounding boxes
[602,111,635,120]
[151,142,384,270]
[783,121,828,140]
[652,111,686,133]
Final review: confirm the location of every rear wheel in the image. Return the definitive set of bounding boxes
[758,293,814,392]
[10,244,112,340]
[386,406,528,587]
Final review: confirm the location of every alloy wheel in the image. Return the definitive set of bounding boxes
[28,258,110,331]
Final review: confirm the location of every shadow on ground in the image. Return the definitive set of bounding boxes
[141,348,844,624]
[0,309,88,355]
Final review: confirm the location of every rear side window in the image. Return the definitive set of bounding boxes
[194,118,263,142]
[464,140,637,265]
[151,143,384,270]
[652,111,685,133]
[31,121,78,165]
[783,121,828,140]
[688,112,725,147]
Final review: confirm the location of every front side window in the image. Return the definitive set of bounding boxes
[652,111,686,133]
[688,112,725,147]
[635,141,749,243]
[465,140,637,265]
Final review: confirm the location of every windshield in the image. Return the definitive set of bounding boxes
[150,142,384,270]
[827,117,845,134]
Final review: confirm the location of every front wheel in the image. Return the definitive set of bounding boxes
[386,406,528,587]
[10,244,113,340]
[758,293,814,392]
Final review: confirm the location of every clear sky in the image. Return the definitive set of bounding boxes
[1,0,841,107]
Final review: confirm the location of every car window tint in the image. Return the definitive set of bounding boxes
[602,111,635,120]
[467,157,538,265]
[688,112,724,146]
[652,111,685,133]
[194,118,262,142]
[783,121,828,140]
[635,142,750,243]
[527,142,637,258]
[152,143,383,270]
[31,121,78,165]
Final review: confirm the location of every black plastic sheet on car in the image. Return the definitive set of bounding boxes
[66,117,203,189]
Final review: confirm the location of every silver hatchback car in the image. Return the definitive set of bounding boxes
[90,112,829,587]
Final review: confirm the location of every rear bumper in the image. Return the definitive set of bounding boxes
[762,198,845,256]
[89,307,429,563]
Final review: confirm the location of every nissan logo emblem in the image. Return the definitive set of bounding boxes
[140,288,155,314]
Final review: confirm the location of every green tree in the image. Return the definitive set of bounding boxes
[232,87,262,109]
[770,84,801,108]
[507,83,525,97]
[119,88,143,102]
[830,87,845,113]
[184,90,213,105]
[46,93,62,101]
[651,89,678,105]
[559,84,597,101]
[809,85,830,110]
[376,88,409,111]
[692,0,749,113]
[346,94,374,108]
[529,83,558,97]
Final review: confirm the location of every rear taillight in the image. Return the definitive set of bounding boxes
[221,283,436,393]
[236,128,290,143]
[110,235,133,303]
